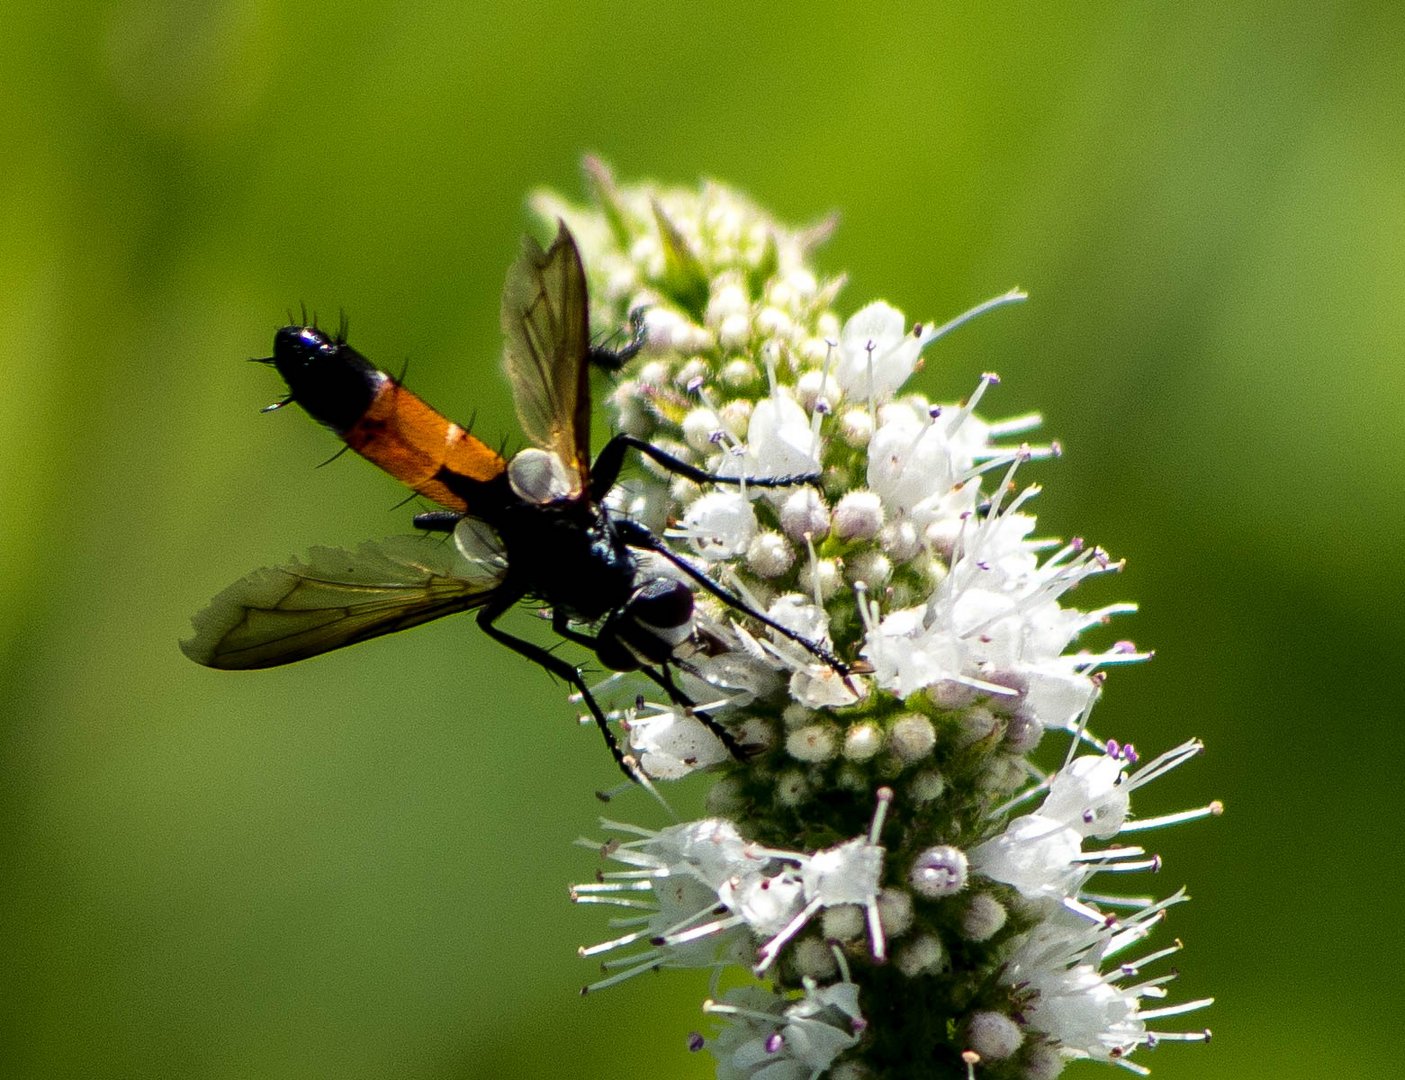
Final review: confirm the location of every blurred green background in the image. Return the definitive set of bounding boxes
[3,3,1402,1078]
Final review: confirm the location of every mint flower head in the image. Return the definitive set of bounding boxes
[544,161,1218,1079]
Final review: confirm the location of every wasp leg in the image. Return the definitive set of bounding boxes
[615,519,853,680]
[589,306,648,371]
[589,433,820,501]
[548,610,749,762]
[477,598,639,783]
[413,510,464,533]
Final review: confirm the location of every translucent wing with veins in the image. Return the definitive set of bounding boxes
[181,534,506,670]
[500,223,593,495]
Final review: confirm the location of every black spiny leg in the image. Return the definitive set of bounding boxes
[589,434,820,502]
[589,306,648,371]
[548,611,749,762]
[477,597,639,782]
[614,518,854,680]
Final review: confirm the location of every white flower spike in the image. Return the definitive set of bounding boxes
[546,163,1217,1078]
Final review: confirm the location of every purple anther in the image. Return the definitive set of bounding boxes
[765,1032,784,1054]
[686,375,705,393]
[687,1032,705,1052]
[709,430,725,444]
[929,404,944,418]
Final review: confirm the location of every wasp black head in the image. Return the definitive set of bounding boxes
[268,324,383,434]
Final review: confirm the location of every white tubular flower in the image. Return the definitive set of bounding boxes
[545,165,1215,1079]
[836,302,926,402]
[704,976,866,1080]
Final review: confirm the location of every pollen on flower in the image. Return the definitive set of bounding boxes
[552,164,1214,1079]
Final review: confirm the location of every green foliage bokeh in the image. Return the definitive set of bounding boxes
[3,4,1402,1078]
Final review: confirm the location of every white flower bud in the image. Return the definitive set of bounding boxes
[909,845,969,898]
[705,280,749,328]
[756,306,793,340]
[746,530,795,578]
[789,936,838,980]
[718,312,750,349]
[839,407,873,448]
[833,490,885,542]
[890,714,936,763]
[966,1011,1023,1061]
[721,358,756,386]
[877,887,913,937]
[786,723,838,763]
[880,519,921,562]
[718,398,752,437]
[1021,1043,1067,1080]
[798,557,841,602]
[680,407,723,453]
[843,547,887,589]
[909,770,946,803]
[960,892,1008,942]
[681,491,756,560]
[775,768,810,807]
[704,775,747,815]
[894,932,946,977]
[779,487,830,541]
[795,369,832,412]
[610,380,651,437]
[1004,712,1044,753]
[820,904,865,942]
[954,706,999,748]
[674,357,710,389]
[843,722,883,762]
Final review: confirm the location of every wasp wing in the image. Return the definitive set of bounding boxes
[501,223,592,491]
[181,533,506,670]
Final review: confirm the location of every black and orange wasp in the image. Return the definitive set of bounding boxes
[182,225,848,778]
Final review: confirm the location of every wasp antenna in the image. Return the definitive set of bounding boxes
[261,396,293,413]
[315,444,354,468]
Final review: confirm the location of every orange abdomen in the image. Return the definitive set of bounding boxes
[344,379,506,512]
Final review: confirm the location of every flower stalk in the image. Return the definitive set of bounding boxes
[546,161,1217,1079]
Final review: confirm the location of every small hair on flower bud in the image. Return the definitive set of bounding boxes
[843,722,883,762]
[966,1011,1024,1061]
[746,530,796,578]
[1020,1042,1067,1080]
[889,713,937,763]
[839,406,874,448]
[821,904,866,942]
[909,769,947,803]
[779,487,831,541]
[960,892,1008,942]
[894,932,946,977]
[787,723,839,763]
[877,887,914,937]
[834,490,885,542]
